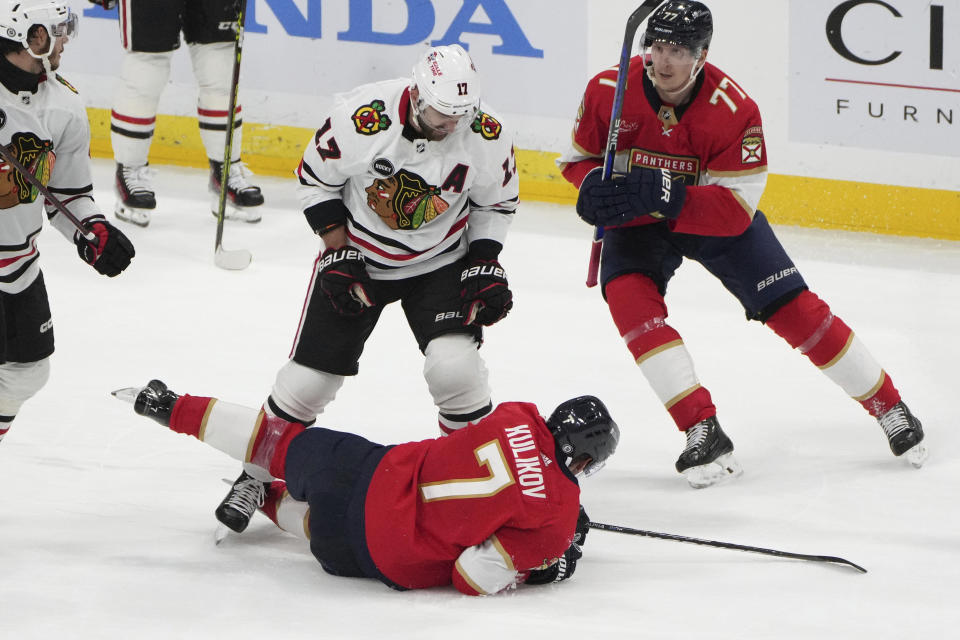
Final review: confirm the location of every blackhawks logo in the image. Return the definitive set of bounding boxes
[365,169,449,230]
[352,99,392,135]
[0,132,54,210]
[470,112,501,140]
[55,73,78,94]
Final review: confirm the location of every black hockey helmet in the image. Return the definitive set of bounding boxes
[547,395,620,477]
[642,1,713,52]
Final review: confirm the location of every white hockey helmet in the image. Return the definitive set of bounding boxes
[0,1,77,58]
[411,44,481,119]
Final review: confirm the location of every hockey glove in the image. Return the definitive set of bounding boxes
[460,258,513,326]
[576,166,686,226]
[87,0,117,8]
[75,218,135,277]
[318,246,374,315]
[525,505,589,585]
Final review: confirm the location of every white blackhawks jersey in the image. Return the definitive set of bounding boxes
[0,72,101,294]
[297,78,519,279]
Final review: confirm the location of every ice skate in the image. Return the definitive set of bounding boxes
[878,402,927,468]
[676,416,743,489]
[111,379,179,426]
[114,163,156,227]
[215,470,269,533]
[209,159,264,223]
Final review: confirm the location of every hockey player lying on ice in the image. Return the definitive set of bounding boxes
[113,380,619,596]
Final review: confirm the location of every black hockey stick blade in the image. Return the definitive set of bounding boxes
[588,521,867,573]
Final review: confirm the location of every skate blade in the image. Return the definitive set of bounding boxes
[214,523,231,546]
[904,441,928,469]
[682,452,743,489]
[110,386,141,405]
[115,205,151,227]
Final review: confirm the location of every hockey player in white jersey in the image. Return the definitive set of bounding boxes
[0,1,135,443]
[90,0,264,226]
[214,44,520,534]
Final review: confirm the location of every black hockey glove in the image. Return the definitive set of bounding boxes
[87,0,117,9]
[318,246,374,315]
[576,166,686,227]
[525,505,589,585]
[460,257,512,326]
[75,218,135,277]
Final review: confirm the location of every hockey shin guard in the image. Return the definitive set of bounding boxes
[606,274,715,429]
[765,290,900,417]
[169,396,305,478]
[259,481,310,540]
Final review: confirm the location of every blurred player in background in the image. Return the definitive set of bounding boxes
[0,1,134,443]
[559,0,926,488]
[90,0,264,226]
[115,379,619,596]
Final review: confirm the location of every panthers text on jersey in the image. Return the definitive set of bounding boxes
[558,57,767,238]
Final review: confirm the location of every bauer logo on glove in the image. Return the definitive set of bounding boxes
[459,258,512,326]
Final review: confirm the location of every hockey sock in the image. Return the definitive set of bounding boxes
[111,51,171,165]
[260,481,310,540]
[190,42,242,161]
[765,290,901,417]
[0,417,10,443]
[168,395,306,478]
[606,274,716,429]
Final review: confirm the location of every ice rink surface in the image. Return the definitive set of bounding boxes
[2,159,958,639]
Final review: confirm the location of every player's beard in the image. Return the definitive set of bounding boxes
[414,113,451,141]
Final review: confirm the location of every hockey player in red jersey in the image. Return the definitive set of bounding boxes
[559,1,926,488]
[0,1,134,444]
[113,380,618,596]
[214,44,520,534]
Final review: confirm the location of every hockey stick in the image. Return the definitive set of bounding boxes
[588,521,867,573]
[585,0,664,287]
[213,0,252,271]
[0,143,96,243]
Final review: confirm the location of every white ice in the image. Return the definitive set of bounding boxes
[2,159,958,639]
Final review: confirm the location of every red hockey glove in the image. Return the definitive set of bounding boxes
[576,166,686,226]
[87,0,117,8]
[318,246,374,315]
[460,258,513,326]
[525,505,589,585]
[75,218,135,277]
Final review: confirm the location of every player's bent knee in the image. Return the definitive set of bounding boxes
[270,360,344,424]
[0,358,51,417]
[423,334,490,415]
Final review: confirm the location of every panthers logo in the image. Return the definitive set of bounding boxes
[365,169,449,230]
[470,112,501,140]
[352,99,392,135]
[0,132,54,210]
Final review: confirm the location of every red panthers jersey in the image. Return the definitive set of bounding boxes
[363,402,580,595]
[559,57,767,237]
